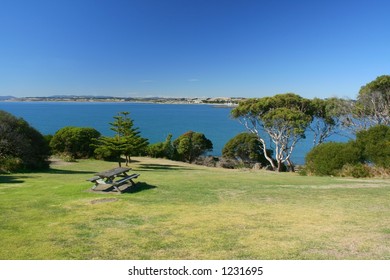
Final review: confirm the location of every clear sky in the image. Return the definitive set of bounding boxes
[1,0,389,99]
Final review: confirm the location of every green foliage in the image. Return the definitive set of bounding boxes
[305,142,362,176]
[340,163,372,178]
[147,134,175,159]
[94,112,148,166]
[0,110,50,172]
[309,98,344,146]
[173,131,213,163]
[356,75,390,126]
[356,125,390,168]
[222,132,271,166]
[232,93,313,171]
[50,126,101,159]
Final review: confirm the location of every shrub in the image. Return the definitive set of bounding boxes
[0,157,23,173]
[356,125,390,168]
[340,163,372,178]
[217,158,237,169]
[0,110,50,172]
[147,134,175,159]
[222,132,272,166]
[50,126,101,159]
[173,131,213,163]
[305,142,362,176]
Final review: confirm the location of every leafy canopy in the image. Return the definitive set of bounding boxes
[173,131,213,163]
[232,93,314,171]
[50,126,100,159]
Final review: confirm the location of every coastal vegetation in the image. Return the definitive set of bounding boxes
[1,75,389,176]
[0,75,389,260]
[50,126,101,160]
[172,131,213,163]
[93,112,149,166]
[0,110,50,172]
[222,132,271,167]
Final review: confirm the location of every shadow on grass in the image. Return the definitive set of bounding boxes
[123,182,157,194]
[0,175,34,184]
[46,168,96,175]
[89,182,157,194]
[137,163,194,171]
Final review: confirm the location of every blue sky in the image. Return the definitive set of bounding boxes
[1,0,389,99]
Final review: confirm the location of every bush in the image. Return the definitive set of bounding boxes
[305,142,362,176]
[222,132,272,166]
[50,126,101,159]
[356,125,390,168]
[173,131,213,163]
[340,163,372,178]
[147,134,175,159]
[0,157,23,173]
[0,110,50,172]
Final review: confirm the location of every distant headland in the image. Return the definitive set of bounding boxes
[0,95,243,106]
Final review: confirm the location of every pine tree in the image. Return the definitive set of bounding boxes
[95,112,148,166]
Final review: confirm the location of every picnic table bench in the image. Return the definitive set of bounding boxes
[87,167,140,193]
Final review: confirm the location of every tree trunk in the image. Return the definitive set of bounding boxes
[277,160,283,172]
[259,139,276,170]
[287,158,295,172]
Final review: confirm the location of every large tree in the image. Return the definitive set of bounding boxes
[94,112,148,166]
[232,93,313,171]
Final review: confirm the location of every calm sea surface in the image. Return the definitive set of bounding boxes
[0,101,349,164]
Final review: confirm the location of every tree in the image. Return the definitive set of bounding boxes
[356,125,390,168]
[50,126,100,159]
[0,110,50,172]
[232,93,313,171]
[147,134,175,159]
[342,75,390,132]
[222,132,272,166]
[94,112,148,166]
[173,131,213,163]
[357,75,390,127]
[309,98,345,146]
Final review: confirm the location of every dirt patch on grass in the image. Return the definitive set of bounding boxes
[49,157,74,166]
[90,198,119,204]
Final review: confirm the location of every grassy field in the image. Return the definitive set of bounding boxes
[0,157,389,260]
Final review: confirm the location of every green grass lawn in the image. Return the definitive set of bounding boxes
[1,157,389,260]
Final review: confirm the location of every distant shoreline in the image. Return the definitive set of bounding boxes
[0,96,242,106]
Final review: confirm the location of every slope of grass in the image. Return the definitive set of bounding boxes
[1,157,389,259]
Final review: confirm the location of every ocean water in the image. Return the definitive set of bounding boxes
[0,101,349,164]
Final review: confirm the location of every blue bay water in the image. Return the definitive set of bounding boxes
[0,101,349,164]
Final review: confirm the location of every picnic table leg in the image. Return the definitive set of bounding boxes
[113,185,122,193]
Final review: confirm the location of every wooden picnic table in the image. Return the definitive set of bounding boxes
[87,167,140,193]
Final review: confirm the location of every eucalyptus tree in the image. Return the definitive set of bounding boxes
[357,75,390,127]
[342,75,390,131]
[231,93,313,171]
[309,97,345,146]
